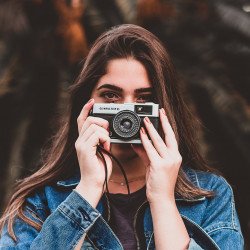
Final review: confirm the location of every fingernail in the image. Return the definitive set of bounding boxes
[161,108,166,115]
[141,127,146,134]
[144,117,151,124]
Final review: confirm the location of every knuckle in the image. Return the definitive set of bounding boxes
[89,123,97,130]
[104,119,109,128]
[98,118,109,128]
[94,131,101,139]
[104,128,109,136]
[93,131,99,137]
[77,115,81,124]
[75,140,81,150]
[101,133,108,141]
[93,124,109,135]
[177,155,182,164]
[86,116,93,123]
[75,139,87,152]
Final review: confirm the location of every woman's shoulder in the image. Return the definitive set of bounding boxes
[183,166,234,196]
[181,166,242,233]
[180,167,243,249]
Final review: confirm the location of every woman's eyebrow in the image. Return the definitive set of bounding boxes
[97,84,153,93]
[134,87,153,94]
[97,84,123,92]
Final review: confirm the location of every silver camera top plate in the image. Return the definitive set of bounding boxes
[92,102,159,117]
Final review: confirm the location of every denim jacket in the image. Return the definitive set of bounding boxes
[0,167,244,250]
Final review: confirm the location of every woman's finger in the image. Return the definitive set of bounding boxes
[160,108,178,150]
[79,116,109,136]
[86,131,111,152]
[81,124,109,142]
[77,98,95,134]
[140,127,159,162]
[143,116,168,158]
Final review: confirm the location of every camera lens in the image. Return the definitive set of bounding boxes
[121,119,132,130]
[112,110,141,140]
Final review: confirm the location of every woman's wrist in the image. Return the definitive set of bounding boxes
[147,191,175,205]
[149,197,176,210]
[149,197,190,249]
[75,180,103,208]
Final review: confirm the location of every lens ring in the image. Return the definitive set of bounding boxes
[112,110,141,139]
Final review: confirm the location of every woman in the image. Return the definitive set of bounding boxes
[0,24,244,249]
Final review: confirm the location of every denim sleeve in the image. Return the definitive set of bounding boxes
[0,190,101,249]
[200,175,244,250]
[188,238,204,250]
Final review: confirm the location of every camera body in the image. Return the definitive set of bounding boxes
[91,102,159,144]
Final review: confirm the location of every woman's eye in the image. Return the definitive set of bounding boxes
[100,92,119,102]
[137,95,152,103]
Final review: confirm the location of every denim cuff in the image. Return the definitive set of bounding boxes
[58,190,101,232]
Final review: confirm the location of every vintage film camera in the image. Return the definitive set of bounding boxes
[91,103,159,144]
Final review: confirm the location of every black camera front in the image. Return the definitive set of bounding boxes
[91,103,159,144]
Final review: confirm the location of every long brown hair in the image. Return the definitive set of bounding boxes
[0,24,214,241]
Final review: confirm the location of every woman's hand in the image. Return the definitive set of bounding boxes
[133,109,190,249]
[75,99,112,207]
[132,108,182,203]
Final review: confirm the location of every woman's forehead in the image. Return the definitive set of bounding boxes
[95,58,152,91]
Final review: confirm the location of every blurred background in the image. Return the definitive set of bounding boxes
[0,0,249,248]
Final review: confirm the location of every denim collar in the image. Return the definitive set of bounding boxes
[56,166,208,202]
[57,174,80,187]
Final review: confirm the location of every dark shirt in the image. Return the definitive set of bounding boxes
[107,186,147,250]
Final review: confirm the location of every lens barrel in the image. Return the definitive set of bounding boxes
[112,110,141,140]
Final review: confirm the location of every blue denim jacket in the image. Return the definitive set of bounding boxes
[0,167,244,249]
